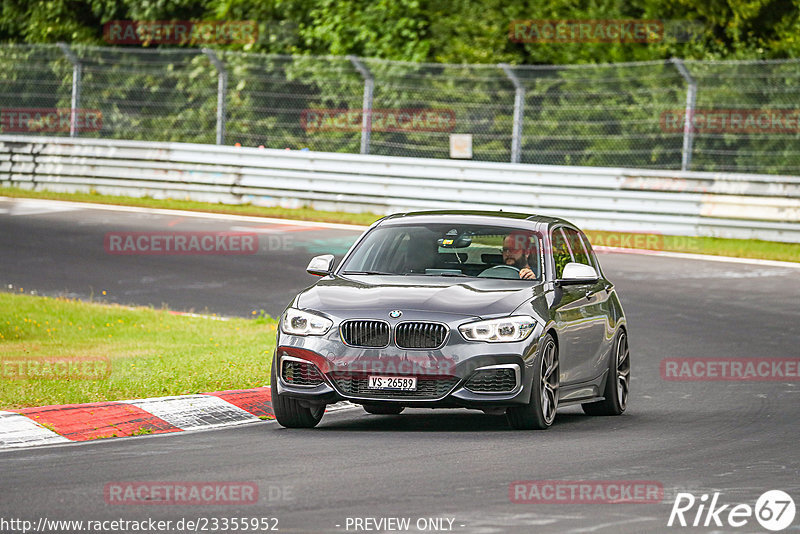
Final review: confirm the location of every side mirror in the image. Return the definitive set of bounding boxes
[558,262,598,285]
[306,254,335,276]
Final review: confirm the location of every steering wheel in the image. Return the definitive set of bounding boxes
[478,265,520,279]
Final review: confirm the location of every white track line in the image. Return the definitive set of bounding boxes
[325,401,361,413]
[2,196,797,268]
[595,246,800,269]
[0,197,368,231]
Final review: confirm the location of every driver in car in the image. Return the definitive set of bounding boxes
[502,231,537,280]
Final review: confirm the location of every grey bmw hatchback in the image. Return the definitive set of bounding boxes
[271,211,629,429]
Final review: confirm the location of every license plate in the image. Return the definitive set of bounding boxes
[367,375,417,391]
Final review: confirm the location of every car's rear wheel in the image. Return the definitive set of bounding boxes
[270,357,325,428]
[582,329,629,416]
[362,404,405,415]
[506,333,559,430]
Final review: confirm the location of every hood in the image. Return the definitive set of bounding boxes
[295,274,539,318]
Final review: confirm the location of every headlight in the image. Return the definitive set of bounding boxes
[459,315,537,342]
[281,308,333,336]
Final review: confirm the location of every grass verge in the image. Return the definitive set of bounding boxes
[0,186,380,226]
[584,230,800,263]
[1,186,798,262]
[0,292,276,409]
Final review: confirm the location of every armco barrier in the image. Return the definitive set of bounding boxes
[1,135,799,242]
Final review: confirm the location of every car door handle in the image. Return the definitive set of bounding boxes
[585,290,595,301]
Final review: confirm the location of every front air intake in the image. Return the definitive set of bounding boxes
[281,359,324,386]
[465,366,518,393]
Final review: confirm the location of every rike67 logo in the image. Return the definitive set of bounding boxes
[668,490,796,531]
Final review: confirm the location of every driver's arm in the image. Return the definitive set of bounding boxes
[519,254,535,279]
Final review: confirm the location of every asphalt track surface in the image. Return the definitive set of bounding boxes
[1,197,799,533]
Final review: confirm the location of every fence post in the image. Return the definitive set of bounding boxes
[57,43,82,138]
[203,48,227,145]
[499,63,525,164]
[348,55,374,155]
[671,58,697,172]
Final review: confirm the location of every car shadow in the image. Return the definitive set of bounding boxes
[306,408,637,433]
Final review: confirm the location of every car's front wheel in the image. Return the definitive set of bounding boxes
[270,357,325,428]
[582,329,629,416]
[362,404,405,415]
[506,333,559,430]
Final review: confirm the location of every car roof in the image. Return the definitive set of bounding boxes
[378,210,575,231]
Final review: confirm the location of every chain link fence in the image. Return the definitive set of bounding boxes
[2,44,799,174]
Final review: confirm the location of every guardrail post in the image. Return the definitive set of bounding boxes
[671,58,697,172]
[203,48,228,145]
[57,43,82,138]
[500,64,525,164]
[348,55,374,155]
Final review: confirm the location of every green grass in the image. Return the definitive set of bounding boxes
[0,186,381,226]
[0,292,277,409]
[584,230,800,263]
[1,186,798,262]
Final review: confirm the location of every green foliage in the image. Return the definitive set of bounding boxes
[1,1,799,172]
[2,0,799,63]
[302,0,430,61]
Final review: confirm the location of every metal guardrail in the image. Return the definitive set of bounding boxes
[5,45,800,174]
[2,135,799,242]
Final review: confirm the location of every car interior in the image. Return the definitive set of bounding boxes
[344,225,543,280]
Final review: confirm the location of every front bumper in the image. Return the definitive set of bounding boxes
[273,317,543,409]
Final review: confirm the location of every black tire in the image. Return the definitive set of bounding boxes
[582,329,630,416]
[362,404,405,415]
[506,333,559,430]
[270,356,325,428]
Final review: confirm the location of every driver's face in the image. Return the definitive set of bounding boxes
[502,235,525,265]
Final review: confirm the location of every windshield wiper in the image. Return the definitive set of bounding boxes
[427,272,471,277]
[341,270,396,275]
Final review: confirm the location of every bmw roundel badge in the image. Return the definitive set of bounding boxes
[389,310,402,318]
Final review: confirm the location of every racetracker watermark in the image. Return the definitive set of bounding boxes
[661,358,800,381]
[104,482,264,505]
[0,108,102,133]
[301,109,456,133]
[103,20,257,45]
[661,109,800,134]
[0,517,280,533]
[583,231,700,254]
[329,357,456,376]
[510,480,664,504]
[509,19,664,43]
[104,232,264,255]
[1,357,111,380]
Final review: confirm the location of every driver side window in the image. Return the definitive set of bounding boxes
[563,227,591,266]
[551,228,572,279]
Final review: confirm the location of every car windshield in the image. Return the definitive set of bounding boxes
[340,223,543,280]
